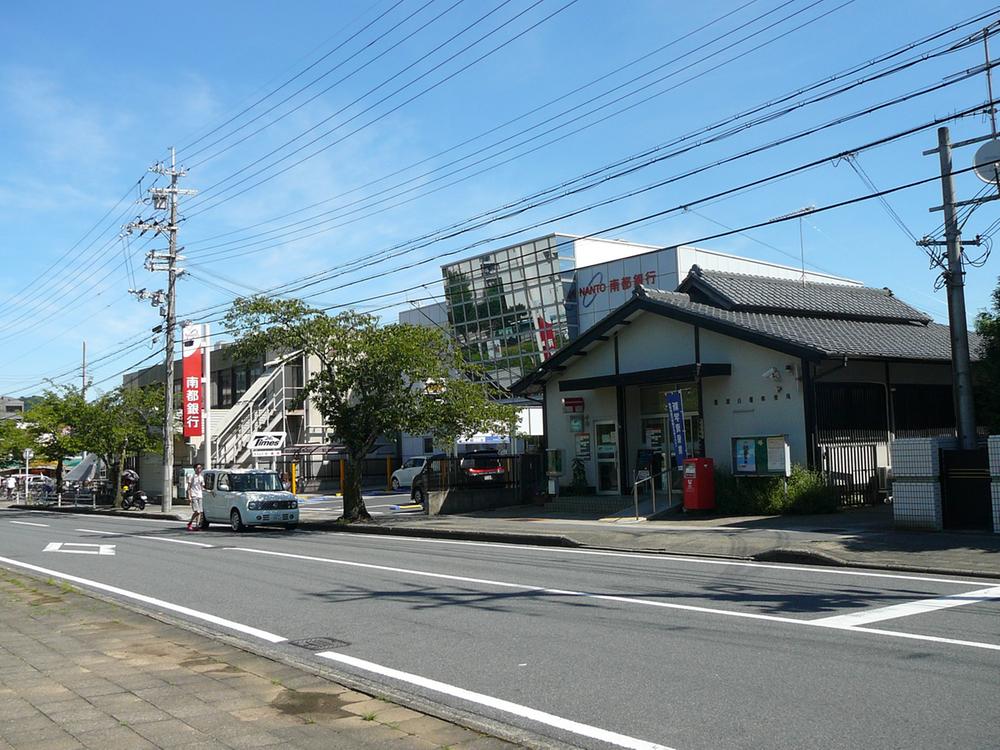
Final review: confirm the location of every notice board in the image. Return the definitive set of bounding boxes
[731,435,790,477]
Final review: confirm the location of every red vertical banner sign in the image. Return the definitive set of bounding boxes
[536,317,557,360]
[181,324,203,438]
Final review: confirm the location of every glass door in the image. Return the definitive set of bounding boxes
[595,421,619,494]
[641,416,668,490]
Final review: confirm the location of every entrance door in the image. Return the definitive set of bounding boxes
[641,416,668,490]
[595,421,619,494]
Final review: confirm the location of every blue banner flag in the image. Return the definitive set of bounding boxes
[665,390,687,465]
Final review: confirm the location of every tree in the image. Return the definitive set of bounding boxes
[0,418,31,470]
[974,279,1000,432]
[22,386,88,494]
[225,297,519,522]
[76,385,164,506]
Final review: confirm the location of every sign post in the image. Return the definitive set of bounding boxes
[22,448,33,501]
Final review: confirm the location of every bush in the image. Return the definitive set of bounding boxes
[714,466,839,516]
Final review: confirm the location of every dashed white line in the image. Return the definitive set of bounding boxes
[136,535,214,548]
[9,521,48,527]
[0,555,286,643]
[315,651,673,750]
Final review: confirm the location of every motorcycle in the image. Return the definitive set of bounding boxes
[120,471,147,510]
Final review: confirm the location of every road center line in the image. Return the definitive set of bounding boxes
[326,531,999,587]
[813,585,1000,627]
[0,555,286,643]
[9,521,49,527]
[230,547,1000,652]
[315,651,673,750]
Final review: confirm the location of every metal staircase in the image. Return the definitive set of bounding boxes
[212,355,303,468]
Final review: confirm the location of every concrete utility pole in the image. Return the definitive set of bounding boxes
[81,341,86,398]
[930,127,979,450]
[126,148,197,512]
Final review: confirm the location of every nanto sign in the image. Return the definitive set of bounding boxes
[181,324,205,438]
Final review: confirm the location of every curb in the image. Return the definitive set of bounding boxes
[299,519,581,548]
[751,547,1000,580]
[8,503,186,522]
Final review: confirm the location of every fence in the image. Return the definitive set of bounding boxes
[819,442,882,506]
[422,454,545,507]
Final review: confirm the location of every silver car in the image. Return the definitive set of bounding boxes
[201,469,299,532]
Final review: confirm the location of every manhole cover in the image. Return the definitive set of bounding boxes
[289,637,350,650]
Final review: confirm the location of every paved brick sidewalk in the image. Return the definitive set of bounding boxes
[0,569,518,750]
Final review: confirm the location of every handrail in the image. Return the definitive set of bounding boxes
[632,473,656,520]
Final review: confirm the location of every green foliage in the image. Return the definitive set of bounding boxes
[714,465,839,516]
[568,457,594,494]
[225,297,519,521]
[73,385,164,506]
[0,419,31,469]
[974,279,1000,433]
[22,386,89,492]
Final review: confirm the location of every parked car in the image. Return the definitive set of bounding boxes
[459,450,506,483]
[391,454,444,490]
[409,455,447,507]
[200,469,299,532]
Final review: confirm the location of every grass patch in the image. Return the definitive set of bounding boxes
[714,466,840,516]
[362,711,377,721]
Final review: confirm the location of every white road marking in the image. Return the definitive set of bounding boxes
[230,546,809,625]
[76,529,112,534]
[813,585,1000,627]
[135,535,214,548]
[10,521,48,527]
[330,531,1000,587]
[0,555,287,643]
[43,542,115,555]
[4,509,185,526]
[315,651,673,750]
[231,547,1000,652]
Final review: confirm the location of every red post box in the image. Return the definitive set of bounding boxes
[682,457,715,511]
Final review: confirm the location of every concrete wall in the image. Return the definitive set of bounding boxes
[426,486,527,515]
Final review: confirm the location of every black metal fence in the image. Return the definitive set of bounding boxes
[421,454,544,503]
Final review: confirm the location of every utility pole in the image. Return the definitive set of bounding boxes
[125,147,197,512]
[934,127,978,450]
[81,341,87,398]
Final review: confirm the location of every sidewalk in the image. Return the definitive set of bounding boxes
[0,569,519,750]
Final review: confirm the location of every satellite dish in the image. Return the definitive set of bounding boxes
[973,139,1000,184]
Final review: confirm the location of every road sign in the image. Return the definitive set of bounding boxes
[22,448,33,460]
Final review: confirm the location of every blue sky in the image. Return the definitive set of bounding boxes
[3,0,1000,396]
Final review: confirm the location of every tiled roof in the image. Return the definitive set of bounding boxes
[679,266,931,323]
[643,288,961,361]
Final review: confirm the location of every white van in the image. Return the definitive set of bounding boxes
[201,469,299,532]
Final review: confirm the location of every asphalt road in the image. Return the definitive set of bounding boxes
[2,507,998,750]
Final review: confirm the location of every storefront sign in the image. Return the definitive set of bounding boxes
[578,270,658,307]
[568,414,584,433]
[562,397,585,413]
[536,317,557,360]
[250,431,286,457]
[575,432,591,460]
[665,390,687,464]
[181,324,204,438]
[731,435,790,477]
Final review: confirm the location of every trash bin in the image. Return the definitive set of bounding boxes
[683,458,715,510]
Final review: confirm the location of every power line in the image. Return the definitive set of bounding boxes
[184,0,582,216]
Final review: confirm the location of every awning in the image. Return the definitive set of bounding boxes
[558,362,730,392]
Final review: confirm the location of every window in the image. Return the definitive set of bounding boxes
[639,384,699,414]
[230,473,282,492]
[423,437,434,453]
[217,474,230,492]
[203,473,215,491]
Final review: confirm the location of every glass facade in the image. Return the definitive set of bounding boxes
[442,236,578,389]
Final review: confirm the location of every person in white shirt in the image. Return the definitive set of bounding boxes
[186,464,204,531]
[4,475,15,500]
